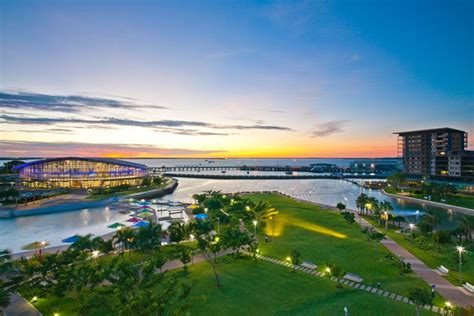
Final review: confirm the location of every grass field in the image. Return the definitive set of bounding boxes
[180,256,437,316]
[246,193,436,298]
[25,193,446,315]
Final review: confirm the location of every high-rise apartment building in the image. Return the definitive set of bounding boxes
[395,128,473,181]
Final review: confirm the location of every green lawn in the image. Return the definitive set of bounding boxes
[246,194,438,298]
[181,256,436,316]
[23,193,448,315]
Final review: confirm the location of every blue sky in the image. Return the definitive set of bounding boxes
[0,0,472,157]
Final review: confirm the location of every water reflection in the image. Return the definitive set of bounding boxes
[0,178,466,253]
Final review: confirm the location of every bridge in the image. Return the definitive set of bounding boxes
[159,173,386,180]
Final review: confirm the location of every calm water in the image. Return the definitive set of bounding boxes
[1,158,400,169]
[0,177,460,253]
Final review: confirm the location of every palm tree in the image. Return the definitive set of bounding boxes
[70,234,94,252]
[393,216,405,228]
[356,193,368,213]
[458,215,473,242]
[253,201,279,221]
[113,228,135,253]
[0,249,12,274]
[336,202,346,213]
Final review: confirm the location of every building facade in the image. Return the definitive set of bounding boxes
[395,128,473,181]
[13,157,148,188]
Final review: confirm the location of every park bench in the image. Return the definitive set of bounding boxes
[343,272,363,283]
[437,265,449,275]
[462,282,474,293]
[300,261,317,270]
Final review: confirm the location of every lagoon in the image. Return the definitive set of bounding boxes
[0,177,460,253]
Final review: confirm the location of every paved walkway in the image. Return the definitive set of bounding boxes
[357,216,474,307]
[3,293,42,316]
[255,253,442,314]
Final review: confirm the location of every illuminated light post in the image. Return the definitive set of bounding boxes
[217,217,220,235]
[409,223,415,243]
[91,250,100,261]
[456,246,465,281]
[204,208,208,214]
[252,220,258,236]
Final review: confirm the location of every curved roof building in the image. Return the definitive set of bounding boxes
[13,157,148,188]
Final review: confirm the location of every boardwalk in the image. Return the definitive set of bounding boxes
[358,216,474,307]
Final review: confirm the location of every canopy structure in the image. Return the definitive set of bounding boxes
[61,235,81,243]
[133,221,150,228]
[126,217,142,223]
[21,241,50,250]
[195,213,209,220]
[137,212,154,218]
[107,222,126,229]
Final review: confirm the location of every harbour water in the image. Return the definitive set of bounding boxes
[0,177,461,253]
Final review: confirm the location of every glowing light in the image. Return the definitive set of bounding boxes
[286,256,291,262]
[32,296,38,302]
[246,206,250,211]
[325,267,331,273]
[456,246,465,254]
[252,220,258,227]
[445,302,451,307]
[290,219,347,239]
[91,250,100,258]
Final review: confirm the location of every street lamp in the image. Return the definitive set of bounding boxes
[91,250,100,260]
[204,208,208,213]
[456,246,465,280]
[252,220,258,236]
[409,223,415,243]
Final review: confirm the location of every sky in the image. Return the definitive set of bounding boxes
[0,0,473,158]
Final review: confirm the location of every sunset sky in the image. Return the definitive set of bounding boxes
[1,0,473,158]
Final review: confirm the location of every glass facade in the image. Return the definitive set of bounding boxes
[17,158,148,188]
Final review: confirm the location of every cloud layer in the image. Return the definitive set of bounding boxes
[0,91,168,113]
[0,140,223,157]
[312,120,347,137]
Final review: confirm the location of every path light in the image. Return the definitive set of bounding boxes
[286,256,291,262]
[409,223,415,243]
[325,267,331,274]
[32,296,38,302]
[246,206,250,211]
[204,208,208,213]
[189,234,195,241]
[445,301,451,308]
[456,246,465,280]
[252,220,258,236]
[91,250,100,259]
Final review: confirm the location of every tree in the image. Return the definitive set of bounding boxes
[393,216,405,228]
[289,250,301,271]
[222,227,253,258]
[407,287,432,316]
[0,249,12,274]
[387,172,406,188]
[113,228,135,254]
[341,211,355,224]
[356,193,368,212]
[336,202,346,213]
[134,222,162,252]
[177,245,192,273]
[458,215,474,242]
[0,281,11,310]
[326,263,344,288]
[194,221,222,287]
